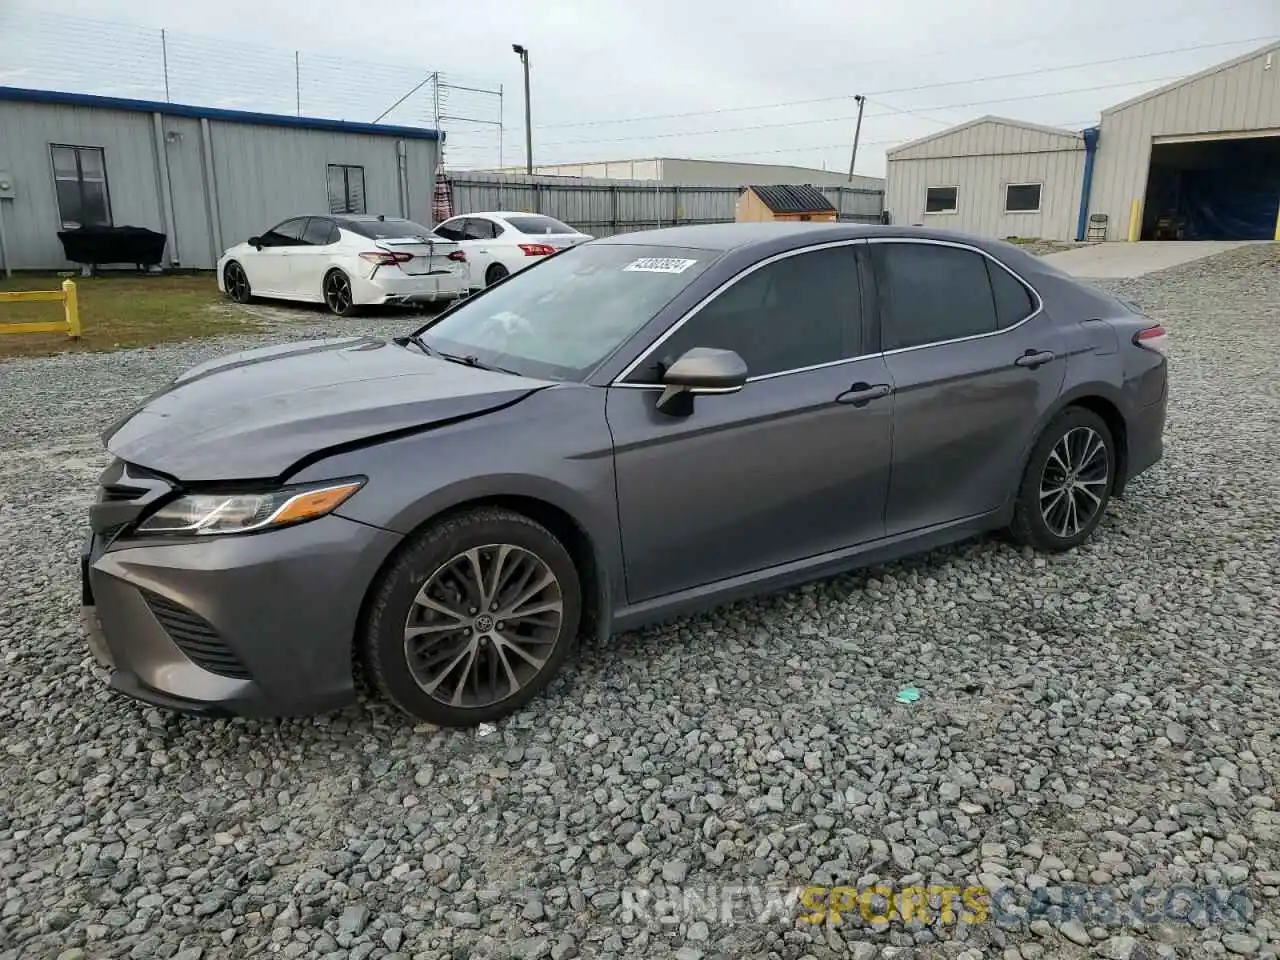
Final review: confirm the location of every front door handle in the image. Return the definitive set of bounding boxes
[1015,349,1056,369]
[836,382,892,406]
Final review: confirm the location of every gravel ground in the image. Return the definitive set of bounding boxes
[1,246,1278,960]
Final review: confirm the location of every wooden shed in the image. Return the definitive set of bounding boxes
[735,184,838,223]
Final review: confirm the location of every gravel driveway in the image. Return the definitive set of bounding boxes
[2,246,1277,960]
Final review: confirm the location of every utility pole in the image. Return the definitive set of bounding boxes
[512,44,532,174]
[847,94,866,182]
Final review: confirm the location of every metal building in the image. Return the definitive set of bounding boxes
[885,41,1280,242]
[882,116,1087,239]
[478,157,884,190]
[0,87,442,272]
[1088,42,1280,241]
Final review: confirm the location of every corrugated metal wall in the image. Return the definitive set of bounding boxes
[446,172,883,236]
[0,102,165,270]
[884,119,1086,240]
[475,158,884,189]
[0,99,440,271]
[1089,43,1280,240]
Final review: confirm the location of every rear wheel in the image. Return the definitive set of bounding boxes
[485,263,509,287]
[361,508,581,727]
[1010,407,1115,551]
[223,262,252,303]
[323,269,357,316]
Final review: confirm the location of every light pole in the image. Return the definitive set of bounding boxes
[512,44,532,175]
[847,94,866,182]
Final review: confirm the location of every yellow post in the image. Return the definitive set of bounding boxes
[62,279,80,339]
[1274,200,1280,242]
[1127,200,1141,242]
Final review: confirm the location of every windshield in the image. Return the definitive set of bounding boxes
[506,215,576,235]
[415,243,716,381]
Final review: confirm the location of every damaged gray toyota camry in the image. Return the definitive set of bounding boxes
[82,223,1167,727]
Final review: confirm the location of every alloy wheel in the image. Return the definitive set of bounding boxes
[1039,426,1110,539]
[225,263,250,302]
[403,544,564,708]
[324,272,353,315]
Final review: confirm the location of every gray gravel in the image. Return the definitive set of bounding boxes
[1,246,1278,960]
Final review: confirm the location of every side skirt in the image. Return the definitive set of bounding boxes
[605,507,1009,637]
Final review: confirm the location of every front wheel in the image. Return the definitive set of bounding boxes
[223,262,252,303]
[1010,407,1115,552]
[323,270,357,316]
[361,508,582,727]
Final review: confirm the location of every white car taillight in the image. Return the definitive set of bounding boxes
[1134,324,1168,356]
[518,243,556,257]
[447,250,467,262]
[359,251,413,266]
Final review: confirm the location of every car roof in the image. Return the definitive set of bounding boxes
[593,222,1047,261]
[454,211,567,221]
[333,214,415,223]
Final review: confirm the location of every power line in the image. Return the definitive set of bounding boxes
[538,74,1187,149]
[533,35,1277,131]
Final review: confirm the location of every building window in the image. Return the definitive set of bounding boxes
[50,145,111,229]
[924,186,958,214]
[326,164,366,214]
[1005,183,1042,213]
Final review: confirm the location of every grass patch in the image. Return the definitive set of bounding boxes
[0,271,261,359]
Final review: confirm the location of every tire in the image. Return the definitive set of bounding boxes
[323,269,358,316]
[485,263,509,287]
[223,262,253,303]
[361,507,582,727]
[1010,406,1116,552]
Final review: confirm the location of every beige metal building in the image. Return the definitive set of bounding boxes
[885,41,1280,241]
[1090,42,1280,240]
[882,116,1087,238]
[479,156,884,191]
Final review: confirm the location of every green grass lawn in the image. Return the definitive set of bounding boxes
[0,271,261,359]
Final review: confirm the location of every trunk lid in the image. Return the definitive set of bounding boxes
[377,236,466,277]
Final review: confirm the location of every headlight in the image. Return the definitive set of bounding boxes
[134,479,364,536]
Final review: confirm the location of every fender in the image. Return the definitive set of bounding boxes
[1009,380,1131,505]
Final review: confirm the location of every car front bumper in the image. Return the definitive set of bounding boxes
[82,514,401,718]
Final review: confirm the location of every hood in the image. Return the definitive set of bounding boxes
[103,336,551,481]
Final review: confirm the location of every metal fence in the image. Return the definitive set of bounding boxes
[447,173,885,236]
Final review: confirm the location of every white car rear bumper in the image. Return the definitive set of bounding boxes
[354,271,466,305]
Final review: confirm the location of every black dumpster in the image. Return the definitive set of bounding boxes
[57,226,167,270]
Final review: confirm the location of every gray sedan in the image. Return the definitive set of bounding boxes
[82,223,1168,727]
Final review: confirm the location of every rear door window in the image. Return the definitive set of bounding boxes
[506,215,575,235]
[986,260,1037,328]
[873,242,998,350]
[301,217,336,246]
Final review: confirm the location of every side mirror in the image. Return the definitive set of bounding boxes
[656,347,748,415]
[248,236,262,249]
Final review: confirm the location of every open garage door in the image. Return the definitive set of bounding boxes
[1141,133,1280,240]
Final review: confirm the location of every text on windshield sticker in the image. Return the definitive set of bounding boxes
[624,257,698,274]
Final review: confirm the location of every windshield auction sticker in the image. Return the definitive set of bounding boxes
[623,257,699,274]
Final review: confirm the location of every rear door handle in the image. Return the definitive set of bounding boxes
[836,382,892,406]
[1015,350,1056,369]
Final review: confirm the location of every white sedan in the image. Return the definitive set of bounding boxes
[217,214,468,316]
[432,212,592,290]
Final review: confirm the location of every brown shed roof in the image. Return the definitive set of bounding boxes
[746,184,837,214]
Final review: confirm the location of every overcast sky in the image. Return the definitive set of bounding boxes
[2,0,1278,177]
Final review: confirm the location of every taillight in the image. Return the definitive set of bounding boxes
[447,250,467,262]
[518,243,556,257]
[1134,324,1168,356]
[359,250,413,265]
